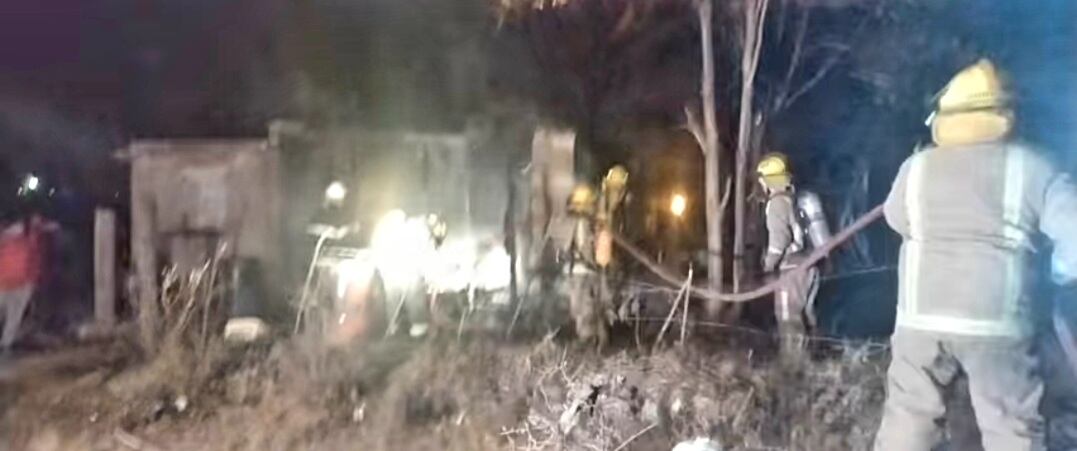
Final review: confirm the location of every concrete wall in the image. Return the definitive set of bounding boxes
[129,140,282,322]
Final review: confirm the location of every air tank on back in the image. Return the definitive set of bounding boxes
[797,190,832,249]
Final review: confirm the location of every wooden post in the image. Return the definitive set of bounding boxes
[132,158,160,353]
[94,209,117,326]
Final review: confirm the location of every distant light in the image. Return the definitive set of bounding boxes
[325,181,347,202]
[25,174,39,192]
[670,193,687,218]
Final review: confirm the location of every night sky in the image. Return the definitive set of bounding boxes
[0,0,1073,203]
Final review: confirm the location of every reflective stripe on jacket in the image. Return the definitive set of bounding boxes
[884,142,1077,337]
[763,191,804,273]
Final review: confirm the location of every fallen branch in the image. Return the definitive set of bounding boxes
[114,429,166,451]
[614,204,885,302]
[653,277,689,354]
[613,423,658,451]
[732,386,756,430]
[679,266,694,346]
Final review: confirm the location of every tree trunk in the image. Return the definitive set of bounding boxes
[733,0,768,294]
[505,151,519,311]
[698,0,724,317]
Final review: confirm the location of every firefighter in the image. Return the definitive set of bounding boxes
[597,165,629,227]
[565,175,621,348]
[372,210,441,338]
[596,165,628,314]
[1044,253,1077,450]
[874,59,1077,451]
[566,183,603,347]
[314,180,358,236]
[756,152,827,359]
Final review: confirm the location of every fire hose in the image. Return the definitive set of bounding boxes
[612,204,885,302]
[613,203,1077,377]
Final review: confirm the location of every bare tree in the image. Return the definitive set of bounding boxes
[732,0,770,294]
[684,0,731,314]
[729,0,874,298]
[493,0,878,312]
[499,0,734,304]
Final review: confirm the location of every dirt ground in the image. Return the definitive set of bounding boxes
[0,326,898,451]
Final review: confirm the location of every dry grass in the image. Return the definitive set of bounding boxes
[4,331,889,451]
[3,258,890,450]
[500,339,887,451]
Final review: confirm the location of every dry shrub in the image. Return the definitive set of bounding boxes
[4,282,890,451]
[4,335,890,451]
[152,249,231,365]
[115,248,234,400]
[504,340,888,451]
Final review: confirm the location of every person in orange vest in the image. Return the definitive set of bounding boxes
[0,208,58,351]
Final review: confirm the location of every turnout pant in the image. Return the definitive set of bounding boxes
[774,264,819,358]
[385,283,428,337]
[0,285,33,349]
[568,271,611,347]
[1042,325,1077,451]
[874,329,1045,451]
[1043,285,1077,451]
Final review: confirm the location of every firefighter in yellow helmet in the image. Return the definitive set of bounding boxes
[597,165,629,268]
[599,165,629,224]
[563,167,629,349]
[756,152,829,359]
[565,182,605,347]
[595,165,629,325]
[568,184,596,216]
[874,60,1077,451]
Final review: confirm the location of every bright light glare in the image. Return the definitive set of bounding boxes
[325,181,347,202]
[425,238,477,292]
[371,210,435,290]
[670,193,687,217]
[336,253,376,298]
[473,245,511,291]
[24,175,40,192]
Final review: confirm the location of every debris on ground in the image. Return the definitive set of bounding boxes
[1,330,889,451]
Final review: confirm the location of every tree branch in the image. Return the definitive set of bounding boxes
[684,105,706,155]
[775,6,810,111]
[752,0,770,73]
[779,9,872,109]
[720,177,733,213]
[781,47,843,108]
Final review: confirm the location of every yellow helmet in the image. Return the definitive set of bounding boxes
[757,153,792,189]
[757,153,790,177]
[568,183,596,214]
[937,59,1011,114]
[604,165,629,189]
[931,59,1015,146]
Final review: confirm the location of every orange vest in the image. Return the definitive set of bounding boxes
[0,225,43,289]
